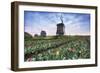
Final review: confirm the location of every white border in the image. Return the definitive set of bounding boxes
[19,5,96,68]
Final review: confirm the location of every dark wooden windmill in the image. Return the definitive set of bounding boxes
[56,15,65,36]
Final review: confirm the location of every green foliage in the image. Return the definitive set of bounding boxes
[24,36,90,61]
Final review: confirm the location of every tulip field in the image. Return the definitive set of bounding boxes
[24,35,90,62]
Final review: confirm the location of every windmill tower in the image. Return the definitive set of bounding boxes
[56,14,65,36]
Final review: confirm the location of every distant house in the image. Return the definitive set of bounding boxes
[41,30,46,37]
[56,15,65,36]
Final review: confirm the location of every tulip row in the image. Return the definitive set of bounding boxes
[24,36,90,61]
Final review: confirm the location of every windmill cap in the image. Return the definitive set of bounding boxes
[57,23,65,26]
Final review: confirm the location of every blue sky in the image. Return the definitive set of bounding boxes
[24,11,90,36]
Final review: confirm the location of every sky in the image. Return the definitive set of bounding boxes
[24,11,90,36]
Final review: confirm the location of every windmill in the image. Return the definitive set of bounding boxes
[56,14,65,36]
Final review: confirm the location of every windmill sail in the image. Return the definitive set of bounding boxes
[60,14,63,23]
